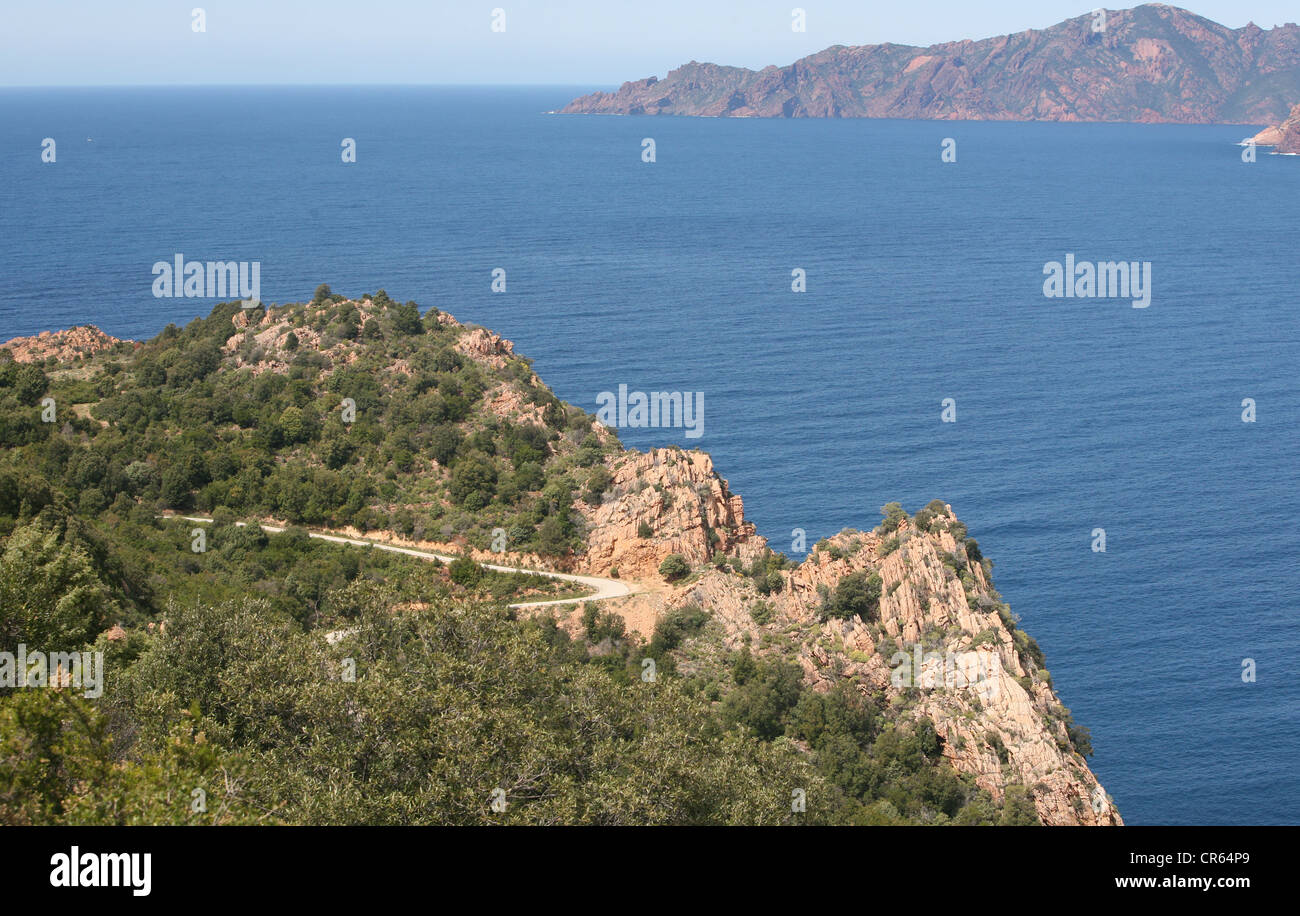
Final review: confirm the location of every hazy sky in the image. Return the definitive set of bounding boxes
[2,1,1297,86]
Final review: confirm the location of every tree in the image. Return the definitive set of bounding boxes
[322,437,352,471]
[720,658,804,740]
[11,364,48,405]
[448,556,483,587]
[880,502,907,534]
[536,514,569,556]
[390,302,423,336]
[280,406,306,444]
[160,466,193,508]
[336,305,360,340]
[823,571,883,621]
[998,785,1041,826]
[512,461,544,492]
[584,466,612,504]
[122,461,158,495]
[0,518,116,648]
[658,554,690,582]
[427,425,461,466]
[449,456,496,509]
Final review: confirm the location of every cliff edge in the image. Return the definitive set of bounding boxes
[572,447,1120,825]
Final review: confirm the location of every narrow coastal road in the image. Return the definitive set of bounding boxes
[165,516,634,609]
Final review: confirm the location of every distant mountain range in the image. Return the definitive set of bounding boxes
[562,4,1300,124]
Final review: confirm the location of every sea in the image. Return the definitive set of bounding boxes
[1,86,1296,825]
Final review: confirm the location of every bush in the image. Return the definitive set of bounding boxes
[720,658,804,740]
[879,503,907,534]
[390,302,424,336]
[584,466,612,504]
[823,571,883,621]
[536,515,570,557]
[648,604,709,656]
[582,603,626,643]
[428,425,461,467]
[448,556,483,587]
[1068,724,1094,758]
[449,456,496,508]
[658,554,690,582]
[637,520,653,539]
[755,571,784,595]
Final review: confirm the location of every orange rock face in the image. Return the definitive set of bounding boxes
[1252,102,1300,153]
[454,327,516,368]
[581,486,1121,825]
[1,326,126,363]
[574,447,763,581]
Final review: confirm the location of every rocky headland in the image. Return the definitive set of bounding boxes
[1251,102,1300,152]
[562,5,1300,125]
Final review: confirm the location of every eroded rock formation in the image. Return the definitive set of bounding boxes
[1252,102,1300,152]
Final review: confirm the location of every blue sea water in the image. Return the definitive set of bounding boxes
[1,86,1296,825]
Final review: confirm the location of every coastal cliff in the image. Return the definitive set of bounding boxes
[562,4,1300,124]
[571,447,1120,825]
[1252,102,1300,152]
[1,295,1118,825]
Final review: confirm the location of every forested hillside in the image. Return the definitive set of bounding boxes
[0,291,1094,824]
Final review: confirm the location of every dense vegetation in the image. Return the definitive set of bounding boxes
[0,288,617,559]
[0,293,1046,825]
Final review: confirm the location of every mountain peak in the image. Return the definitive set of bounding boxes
[562,5,1300,124]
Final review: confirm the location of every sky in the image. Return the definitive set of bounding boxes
[1,1,1297,86]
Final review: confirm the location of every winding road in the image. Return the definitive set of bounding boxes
[165,516,634,609]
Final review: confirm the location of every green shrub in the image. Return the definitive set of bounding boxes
[648,604,709,656]
[448,556,483,586]
[823,571,883,621]
[658,554,690,582]
[879,502,907,534]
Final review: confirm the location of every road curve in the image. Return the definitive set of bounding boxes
[165,516,633,609]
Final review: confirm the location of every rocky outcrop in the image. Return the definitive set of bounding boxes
[562,5,1300,124]
[1252,102,1300,152]
[1,326,127,363]
[583,484,1120,825]
[575,447,763,581]
[454,327,516,367]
